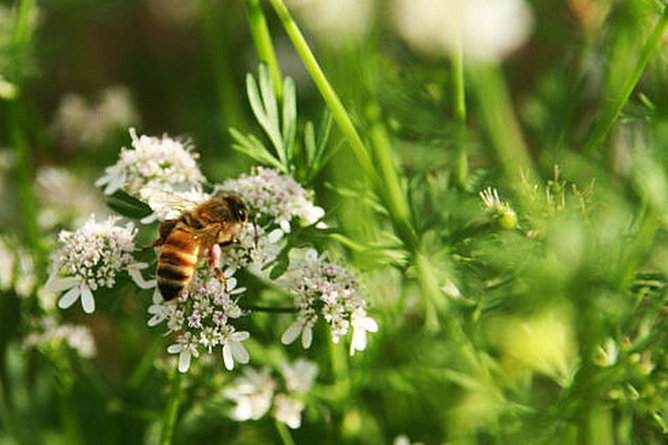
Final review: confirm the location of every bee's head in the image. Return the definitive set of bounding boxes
[222,194,249,224]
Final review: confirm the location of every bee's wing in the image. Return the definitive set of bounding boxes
[128,184,210,220]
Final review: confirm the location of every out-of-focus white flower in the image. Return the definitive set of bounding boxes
[392,0,533,62]
[36,166,107,230]
[14,248,37,297]
[225,368,276,421]
[0,236,15,291]
[46,216,152,314]
[96,128,205,195]
[273,394,305,429]
[147,0,197,27]
[285,0,372,45]
[149,270,249,373]
[349,307,378,356]
[24,317,96,359]
[280,358,317,394]
[52,85,139,148]
[0,74,17,100]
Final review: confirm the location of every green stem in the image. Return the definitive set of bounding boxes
[239,305,297,313]
[268,0,378,185]
[8,0,39,255]
[469,65,535,192]
[366,103,417,250]
[9,101,40,254]
[579,403,614,445]
[56,382,84,445]
[415,251,445,331]
[451,41,468,190]
[275,420,297,445]
[159,368,184,445]
[243,0,284,100]
[582,3,668,156]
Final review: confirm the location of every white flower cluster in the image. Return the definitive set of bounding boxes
[52,85,139,148]
[225,358,317,429]
[282,249,377,355]
[36,166,107,230]
[223,166,324,233]
[96,128,205,195]
[24,317,96,359]
[45,216,154,313]
[147,271,250,373]
[220,167,325,273]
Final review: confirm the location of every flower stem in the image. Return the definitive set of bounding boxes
[9,99,40,255]
[469,65,535,192]
[243,0,283,100]
[275,420,297,445]
[267,0,378,185]
[451,42,468,190]
[8,0,40,255]
[582,3,668,156]
[159,368,184,445]
[56,381,84,445]
[240,305,297,313]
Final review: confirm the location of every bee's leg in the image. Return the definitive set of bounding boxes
[209,244,228,292]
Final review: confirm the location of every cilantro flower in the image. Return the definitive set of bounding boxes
[46,216,153,314]
[150,270,249,372]
[96,128,205,195]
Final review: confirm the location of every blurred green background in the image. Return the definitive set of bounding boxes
[4,0,668,444]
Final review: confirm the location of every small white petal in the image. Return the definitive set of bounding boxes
[178,350,191,373]
[167,344,181,354]
[267,228,284,243]
[58,286,81,309]
[360,317,379,332]
[127,265,156,289]
[301,326,313,349]
[230,342,249,364]
[44,276,81,293]
[281,322,302,345]
[279,219,291,233]
[152,287,164,304]
[304,248,318,263]
[231,331,250,342]
[223,344,234,370]
[80,286,95,313]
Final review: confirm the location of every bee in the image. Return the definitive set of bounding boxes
[150,193,249,301]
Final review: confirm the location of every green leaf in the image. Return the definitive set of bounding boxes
[246,71,285,164]
[229,127,285,171]
[105,189,153,219]
[282,76,297,162]
[304,121,316,165]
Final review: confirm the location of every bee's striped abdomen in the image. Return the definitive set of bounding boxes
[157,227,200,301]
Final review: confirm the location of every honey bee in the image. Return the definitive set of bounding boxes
[151,193,249,301]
